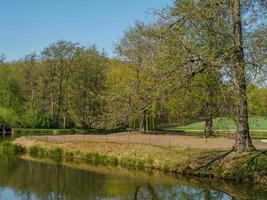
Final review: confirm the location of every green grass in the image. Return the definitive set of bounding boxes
[160,117,267,137]
[13,128,77,136]
[12,126,127,137]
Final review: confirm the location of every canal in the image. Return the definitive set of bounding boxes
[0,154,266,200]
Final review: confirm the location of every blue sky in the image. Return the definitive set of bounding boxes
[0,0,172,61]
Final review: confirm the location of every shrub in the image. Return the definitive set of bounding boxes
[49,147,63,162]
[144,157,154,168]
[0,141,26,155]
[83,152,118,166]
[65,151,75,162]
[12,143,26,155]
[120,157,137,168]
[107,156,119,166]
[28,145,47,157]
[84,152,101,165]
[0,107,19,127]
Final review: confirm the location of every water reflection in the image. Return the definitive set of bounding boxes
[0,155,266,200]
[0,135,12,142]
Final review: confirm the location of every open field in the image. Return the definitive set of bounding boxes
[18,132,267,150]
[160,117,267,138]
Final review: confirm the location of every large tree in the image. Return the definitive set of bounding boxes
[71,46,107,128]
[231,0,253,151]
[41,41,77,128]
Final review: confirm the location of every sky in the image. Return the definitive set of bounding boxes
[0,0,173,61]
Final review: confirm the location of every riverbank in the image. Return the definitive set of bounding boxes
[1,154,266,199]
[2,135,267,186]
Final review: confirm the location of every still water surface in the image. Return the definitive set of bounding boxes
[0,154,267,200]
[0,134,267,200]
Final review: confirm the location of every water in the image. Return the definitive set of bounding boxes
[0,135,12,142]
[0,155,266,200]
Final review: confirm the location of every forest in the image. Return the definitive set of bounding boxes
[0,0,266,153]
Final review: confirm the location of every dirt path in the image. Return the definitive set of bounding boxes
[24,132,267,150]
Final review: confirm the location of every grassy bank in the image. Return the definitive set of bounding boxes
[1,138,267,186]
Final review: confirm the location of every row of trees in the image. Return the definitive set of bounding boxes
[0,42,108,129]
[0,0,266,152]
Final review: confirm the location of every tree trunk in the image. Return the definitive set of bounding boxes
[31,84,35,115]
[204,114,213,137]
[63,117,66,129]
[57,78,63,128]
[64,78,70,129]
[139,110,147,132]
[232,0,254,152]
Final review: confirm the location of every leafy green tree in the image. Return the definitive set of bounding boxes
[70,46,107,128]
[40,40,77,128]
[0,107,18,127]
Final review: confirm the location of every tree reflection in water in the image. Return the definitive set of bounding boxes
[0,155,266,200]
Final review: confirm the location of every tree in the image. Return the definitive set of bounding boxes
[41,40,77,128]
[71,46,107,128]
[158,0,232,136]
[165,0,267,150]
[231,0,254,151]
[0,107,18,127]
[19,53,39,116]
[115,22,165,132]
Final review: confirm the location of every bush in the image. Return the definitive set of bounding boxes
[49,147,63,162]
[0,107,19,127]
[65,151,75,162]
[84,152,101,165]
[0,141,26,155]
[83,152,118,166]
[28,145,48,157]
[120,157,137,167]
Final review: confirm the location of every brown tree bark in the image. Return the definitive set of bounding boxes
[139,110,147,132]
[232,0,254,152]
[204,114,213,137]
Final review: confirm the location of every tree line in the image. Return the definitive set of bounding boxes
[0,42,108,129]
[0,0,266,152]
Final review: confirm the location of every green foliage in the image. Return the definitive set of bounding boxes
[0,0,266,139]
[83,152,118,166]
[0,141,26,155]
[0,107,18,127]
[13,128,75,137]
[65,151,75,162]
[248,85,267,116]
[49,147,64,162]
[22,112,57,128]
[28,145,48,158]
[0,41,109,129]
[28,145,63,162]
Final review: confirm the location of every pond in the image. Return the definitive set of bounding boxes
[0,135,13,142]
[0,155,267,200]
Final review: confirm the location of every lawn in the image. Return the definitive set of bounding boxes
[160,117,267,138]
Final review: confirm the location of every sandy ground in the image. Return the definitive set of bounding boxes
[20,132,267,150]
